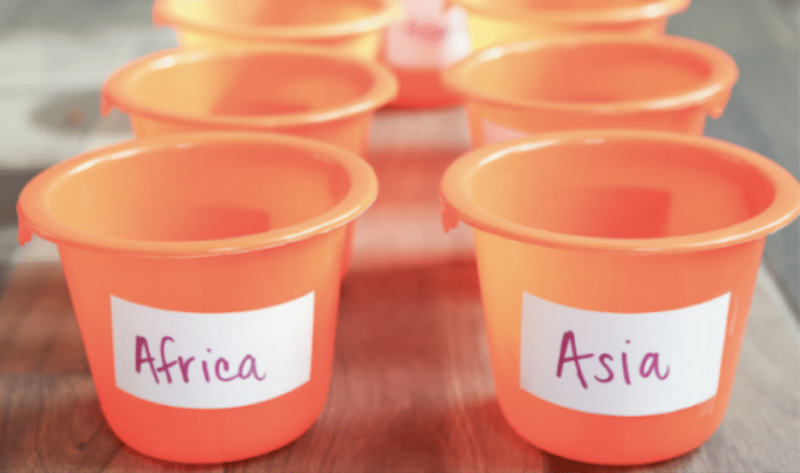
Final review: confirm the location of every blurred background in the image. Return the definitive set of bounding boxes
[1,0,798,317]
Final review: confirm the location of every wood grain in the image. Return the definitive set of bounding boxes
[0,374,120,472]
[0,260,797,472]
[0,0,798,471]
[0,263,89,374]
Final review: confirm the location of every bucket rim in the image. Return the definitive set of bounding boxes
[441,35,738,115]
[440,129,800,254]
[451,0,690,25]
[152,0,402,40]
[101,46,398,130]
[17,132,379,258]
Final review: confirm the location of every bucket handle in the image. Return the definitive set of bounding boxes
[707,86,734,119]
[440,196,461,233]
[16,202,34,247]
[99,91,116,118]
[151,0,167,26]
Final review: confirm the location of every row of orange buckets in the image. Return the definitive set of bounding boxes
[15,0,800,466]
[147,0,693,109]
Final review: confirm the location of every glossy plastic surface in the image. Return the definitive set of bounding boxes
[442,35,738,148]
[453,0,691,50]
[440,130,800,464]
[17,132,378,463]
[153,0,402,59]
[101,47,397,157]
[390,66,463,109]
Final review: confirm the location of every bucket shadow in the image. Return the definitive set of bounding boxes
[543,447,701,473]
[457,400,702,473]
[235,261,498,469]
[29,88,131,135]
[336,260,483,369]
[111,445,227,472]
[367,147,466,207]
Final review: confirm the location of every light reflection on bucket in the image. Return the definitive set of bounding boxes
[153,0,402,59]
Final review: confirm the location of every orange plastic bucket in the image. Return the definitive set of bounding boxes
[442,35,738,148]
[452,0,691,50]
[153,0,402,59]
[101,46,397,157]
[101,47,394,273]
[383,0,471,108]
[16,132,378,464]
[440,129,800,465]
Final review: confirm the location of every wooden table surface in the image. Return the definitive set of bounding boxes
[1,1,799,472]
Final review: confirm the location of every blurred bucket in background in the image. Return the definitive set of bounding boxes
[17,132,378,464]
[383,0,471,108]
[102,47,396,272]
[442,35,737,148]
[440,129,800,465]
[452,0,691,51]
[101,46,397,156]
[153,0,402,59]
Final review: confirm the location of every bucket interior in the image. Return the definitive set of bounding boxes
[165,0,385,27]
[465,42,713,105]
[44,141,351,242]
[124,53,376,119]
[469,140,776,239]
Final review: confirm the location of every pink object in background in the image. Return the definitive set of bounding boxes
[384,0,471,108]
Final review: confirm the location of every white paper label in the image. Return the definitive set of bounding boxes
[111,292,315,409]
[482,119,530,145]
[520,292,730,417]
[385,0,471,68]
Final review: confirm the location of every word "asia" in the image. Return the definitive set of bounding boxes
[556,331,670,389]
[135,335,266,384]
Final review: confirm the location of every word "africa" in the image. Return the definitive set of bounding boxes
[135,335,266,384]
